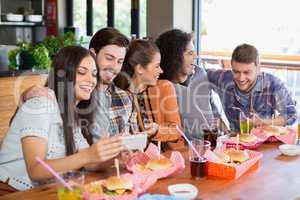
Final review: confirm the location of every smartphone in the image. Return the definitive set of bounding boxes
[122,134,147,150]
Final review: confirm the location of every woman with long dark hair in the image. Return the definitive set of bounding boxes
[115,39,182,144]
[0,46,124,191]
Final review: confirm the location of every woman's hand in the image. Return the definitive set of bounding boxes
[87,136,124,163]
[144,122,159,137]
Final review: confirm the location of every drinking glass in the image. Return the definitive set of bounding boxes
[239,112,254,135]
[57,171,84,200]
[202,117,220,150]
[189,139,210,179]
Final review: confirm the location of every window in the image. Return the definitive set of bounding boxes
[93,0,108,34]
[201,0,300,55]
[115,0,131,37]
[73,0,146,38]
[139,0,147,38]
[73,0,87,36]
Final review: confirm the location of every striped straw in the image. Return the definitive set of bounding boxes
[176,126,201,158]
[36,157,73,191]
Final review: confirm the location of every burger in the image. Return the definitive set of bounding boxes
[214,149,250,164]
[225,149,250,164]
[84,181,103,195]
[145,157,173,170]
[215,151,231,163]
[263,126,289,136]
[136,157,173,172]
[102,176,133,195]
[239,134,257,143]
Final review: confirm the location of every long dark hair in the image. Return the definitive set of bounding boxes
[155,29,192,82]
[114,39,160,90]
[48,46,97,155]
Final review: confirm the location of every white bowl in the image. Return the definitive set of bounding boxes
[168,184,198,200]
[25,15,43,22]
[5,14,24,22]
[279,144,300,156]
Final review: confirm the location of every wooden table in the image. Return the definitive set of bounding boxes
[0,143,299,200]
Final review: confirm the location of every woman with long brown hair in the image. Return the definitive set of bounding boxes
[115,39,182,146]
[0,46,124,191]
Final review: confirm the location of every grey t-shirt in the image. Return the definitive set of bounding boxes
[174,66,215,138]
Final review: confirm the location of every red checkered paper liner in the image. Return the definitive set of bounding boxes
[83,173,157,200]
[127,143,185,179]
[205,149,263,179]
[223,135,264,150]
[251,127,297,144]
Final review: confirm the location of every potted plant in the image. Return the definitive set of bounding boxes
[8,32,84,71]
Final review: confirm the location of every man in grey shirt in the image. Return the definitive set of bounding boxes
[156,29,223,138]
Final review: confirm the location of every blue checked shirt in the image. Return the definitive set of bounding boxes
[91,84,138,139]
[207,69,297,131]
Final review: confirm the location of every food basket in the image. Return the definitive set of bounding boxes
[206,149,263,179]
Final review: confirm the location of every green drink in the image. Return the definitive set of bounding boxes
[239,121,254,134]
[57,187,82,200]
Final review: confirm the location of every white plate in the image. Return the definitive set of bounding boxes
[168,183,198,200]
[279,144,300,156]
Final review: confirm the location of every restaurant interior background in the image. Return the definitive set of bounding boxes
[0,0,300,142]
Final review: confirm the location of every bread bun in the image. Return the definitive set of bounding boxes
[214,152,231,163]
[84,181,103,194]
[263,126,289,136]
[226,150,249,163]
[136,164,152,172]
[239,134,257,143]
[145,157,173,170]
[103,176,133,194]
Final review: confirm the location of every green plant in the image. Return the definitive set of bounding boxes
[33,44,52,70]
[8,48,19,70]
[8,32,83,70]
[41,32,84,58]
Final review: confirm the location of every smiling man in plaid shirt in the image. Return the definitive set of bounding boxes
[89,28,138,139]
[206,43,297,132]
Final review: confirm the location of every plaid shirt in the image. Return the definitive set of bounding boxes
[91,84,138,139]
[207,69,297,131]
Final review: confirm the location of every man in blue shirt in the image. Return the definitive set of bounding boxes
[207,43,297,131]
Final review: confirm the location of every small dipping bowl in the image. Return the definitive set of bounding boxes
[279,144,300,156]
[168,183,198,200]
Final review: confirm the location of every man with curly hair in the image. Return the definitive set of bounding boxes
[156,29,224,138]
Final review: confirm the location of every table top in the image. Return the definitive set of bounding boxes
[0,143,299,200]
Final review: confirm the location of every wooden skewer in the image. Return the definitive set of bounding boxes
[158,141,161,160]
[114,159,120,178]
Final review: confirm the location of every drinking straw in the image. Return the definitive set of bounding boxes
[196,106,210,130]
[247,117,250,134]
[35,157,73,191]
[114,159,120,178]
[176,126,201,158]
[236,134,239,151]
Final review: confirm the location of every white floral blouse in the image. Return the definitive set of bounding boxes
[0,97,89,190]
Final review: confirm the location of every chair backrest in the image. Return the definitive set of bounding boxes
[0,74,47,145]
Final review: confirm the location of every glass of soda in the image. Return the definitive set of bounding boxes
[202,118,220,150]
[189,139,211,179]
